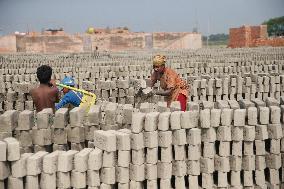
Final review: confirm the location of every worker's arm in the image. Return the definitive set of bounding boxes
[55,93,72,110]
[150,72,158,87]
[154,88,173,96]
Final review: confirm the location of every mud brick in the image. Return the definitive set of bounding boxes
[172,129,186,145]
[216,171,228,187]
[0,131,12,140]
[242,155,255,171]
[3,137,20,161]
[87,105,102,125]
[172,160,187,176]
[181,110,199,129]
[230,128,243,143]
[88,148,103,170]
[57,150,78,172]
[173,145,186,161]
[243,141,254,155]
[270,106,281,124]
[230,171,241,186]
[42,151,61,174]
[170,111,181,130]
[187,144,201,160]
[218,141,230,157]
[200,157,214,173]
[221,109,233,126]
[117,150,130,167]
[186,128,201,145]
[52,128,67,144]
[160,146,173,162]
[158,112,171,131]
[131,112,145,133]
[210,109,221,127]
[69,107,85,127]
[16,110,34,130]
[53,108,68,128]
[259,107,269,124]
[158,130,172,147]
[25,175,39,189]
[243,171,253,187]
[216,100,229,109]
[201,173,213,189]
[0,110,18,132]
[187,175,198,189]
[217,126,231,141]
[0,161,10,180]
[130,132,144,150]
[145,112,159,131]
[243,125,255,141]
[132,149,145,165]
[130,164,145,181]
[67,126,85,143]
[146,147,158,164]
[145,163,157,180]
[170,101,181,111]
[255,124,268,140]
[116,166,129,183]
[247,107,257,125]
[87,170,100,187]
[14,130,33,147]
[200,109,210,128]
[267,123,283,139]
[255,170,266,186]
[102,151,116,168]
[40,173,56,189]
[144,130,158,148]
[186,160,200,175]
[8,176,24,189]
[26,151,49,175]
[0,141,6,161]
[36,108,53,129]
[266,154,281,169]
[74,148,93,172]
[202,142,215,158]
[94,130,116,152]
[270,139,280,154]
[215,155,230,172]
[52,144,68,151]
[230,156,242,171]
[255,155,266,170]
[234,109,246,126]
[255,140,266,155]
[11,153,33,177]
[71,170,86,188]
[157,162,172,179]
[32,127,52,145]
[201,127,216,142]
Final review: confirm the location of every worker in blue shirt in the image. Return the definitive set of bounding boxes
[55,77,83,110]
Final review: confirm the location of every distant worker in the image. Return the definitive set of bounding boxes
[30,65,59,112]
[55,77,83,110]
[150,55,189,111]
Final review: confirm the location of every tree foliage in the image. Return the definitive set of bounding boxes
[262,16,284,36]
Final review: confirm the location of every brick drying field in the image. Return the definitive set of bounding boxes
[0,47,284,189]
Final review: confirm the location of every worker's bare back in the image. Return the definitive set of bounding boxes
[30,84,59,112]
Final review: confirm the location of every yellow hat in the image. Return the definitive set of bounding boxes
[153,54,166,66]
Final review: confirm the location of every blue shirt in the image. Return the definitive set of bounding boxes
[55,90,83,110]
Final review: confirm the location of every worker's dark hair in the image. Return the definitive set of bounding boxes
[36,65,52,84]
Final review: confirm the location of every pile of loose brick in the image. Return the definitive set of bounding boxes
[1,47,284,112]
[0,96,284,188]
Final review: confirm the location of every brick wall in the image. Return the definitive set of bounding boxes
[228,25,284,48]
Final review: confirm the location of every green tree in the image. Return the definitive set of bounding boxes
[262,16,284,36]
